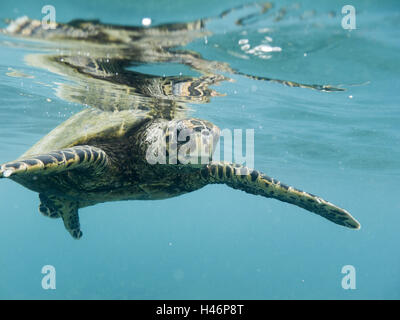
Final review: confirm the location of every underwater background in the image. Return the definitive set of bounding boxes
[0,0,399,299]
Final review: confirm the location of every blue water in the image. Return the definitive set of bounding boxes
[0,0,399,299]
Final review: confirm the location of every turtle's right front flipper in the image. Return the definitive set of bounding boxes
[201,162,360,229]
[0,145,108,179]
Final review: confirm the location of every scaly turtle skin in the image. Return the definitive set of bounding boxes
[0,5,359,238]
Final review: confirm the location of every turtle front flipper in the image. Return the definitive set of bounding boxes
[200,162,360,229]
[39,194,82,239]
[0,145,108,179]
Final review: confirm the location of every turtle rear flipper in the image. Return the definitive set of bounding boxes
[39,194,82,239]
[0,145,108,179]
[39,194,62,219]
[201,162,361,229]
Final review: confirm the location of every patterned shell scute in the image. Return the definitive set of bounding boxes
[21,108,151,158]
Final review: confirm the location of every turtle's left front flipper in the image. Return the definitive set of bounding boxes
[200,162,360,229]
[0,145,107,239]
[0,145,108,179]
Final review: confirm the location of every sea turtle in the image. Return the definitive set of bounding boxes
[0,5,360,239]
[0,106,360,239]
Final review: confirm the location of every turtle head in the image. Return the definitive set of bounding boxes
[144,118,220,166]
[169,118,220,166]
